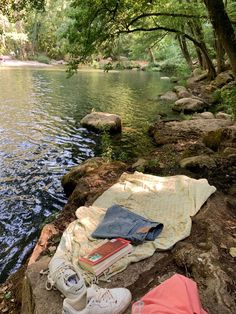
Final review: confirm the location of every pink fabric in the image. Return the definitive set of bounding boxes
[132,274,208,314]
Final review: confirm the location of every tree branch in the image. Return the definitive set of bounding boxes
[127,12,207,28]
[119,26,201,47]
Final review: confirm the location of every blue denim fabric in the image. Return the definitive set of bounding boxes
[91,205,164,245]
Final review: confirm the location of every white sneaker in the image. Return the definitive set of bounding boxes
[46,257,86,301]
[63,284,132,314]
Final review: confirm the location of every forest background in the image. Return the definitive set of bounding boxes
[1,0,236,117]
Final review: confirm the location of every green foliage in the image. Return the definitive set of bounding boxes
[103,62,113,72]
[180,113,193,120]
[29,54,51,64]
[0,0,45,19]
[213,86,236,120]
[62,0,209,73]
[116,151,130,162]
[101,130,113,162]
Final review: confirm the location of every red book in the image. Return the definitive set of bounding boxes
[78,238,133,276]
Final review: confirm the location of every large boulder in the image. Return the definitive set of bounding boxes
[80,112,122,133]
[173,97,207,113]
[149,118,234,146]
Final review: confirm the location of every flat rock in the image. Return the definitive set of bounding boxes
[173,97,207,113]
[149,118,234,146]
[80,112,122,133]
[166,118,233,135]
[21,257,63,314]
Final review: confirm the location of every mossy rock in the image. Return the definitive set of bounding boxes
[202,129,223,151]
[61,158,105,196]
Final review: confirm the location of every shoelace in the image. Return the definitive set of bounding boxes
[46,262,78,290]
[92,285,116,304]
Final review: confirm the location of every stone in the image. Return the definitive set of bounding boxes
[229,248,236,258]
[160,91,178,102]
[192,68,204,77]
[221,81,236,91]
[203,125,236,152]
[21,257,63,314]
[80,112,122,133]
[187,72,208,84]
[132,158,147,171]
[180,155,216,170]
[212,71,234,88]
[173,97,207,113]
[193,112,215,119]
[61,157,106,196]
[178,90,192,99]
[28,224,58,266]
[149,118,233,147]
[160,76,170,80]
[223,147,236,156]
[173,86,187,94]
[215,112,233,120]
[182,143,214,157]
[170,76,178,83]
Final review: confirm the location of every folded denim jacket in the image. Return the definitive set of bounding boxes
[91,205,164,245]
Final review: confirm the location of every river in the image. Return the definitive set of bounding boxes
[0,67,174,282]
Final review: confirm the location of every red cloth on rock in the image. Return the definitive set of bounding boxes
[132,274,208,314]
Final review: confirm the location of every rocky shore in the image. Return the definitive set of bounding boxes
[0,71,235,314]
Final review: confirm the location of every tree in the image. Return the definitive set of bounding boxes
[0,1,45,17]
[203,0,236,77]
[63,0,217,78]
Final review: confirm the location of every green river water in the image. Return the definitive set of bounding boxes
[0,67,175,282]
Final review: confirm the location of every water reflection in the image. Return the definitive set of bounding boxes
[0,68,173,282]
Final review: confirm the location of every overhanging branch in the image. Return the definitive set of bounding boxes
[127,12,207,28]
[119,26,201,47]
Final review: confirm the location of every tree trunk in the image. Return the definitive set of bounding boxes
[147,47,156,64]
[177,35,193,70]
[188,20,208,70]
[215,32,225,74]
[204,0,236,78]
[191,39,216,79]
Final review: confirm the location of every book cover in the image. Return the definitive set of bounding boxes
[78,240,133,276]
[79,238,131,266]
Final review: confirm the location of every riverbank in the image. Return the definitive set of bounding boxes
[0,59,53,67]
[0,71,235,314]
